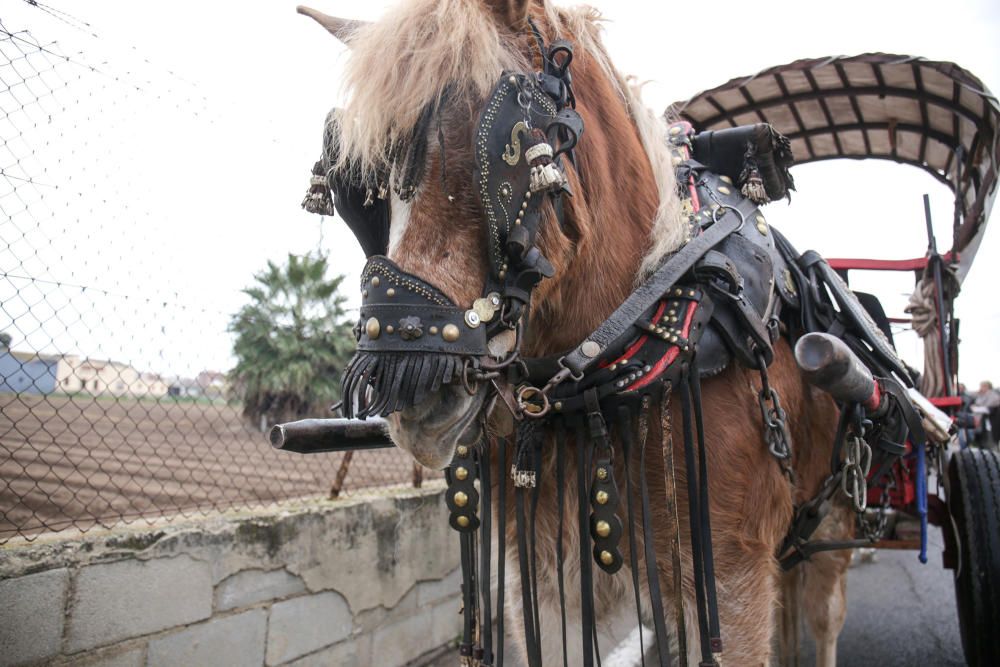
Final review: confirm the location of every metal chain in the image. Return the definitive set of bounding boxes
[840,431,873,513]
[862,485,892,542]
[755,353,794,480]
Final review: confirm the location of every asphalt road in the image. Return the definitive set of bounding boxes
[802,527,966,666]
[428,525,967,666]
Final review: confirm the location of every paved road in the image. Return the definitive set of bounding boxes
[802,527,965,666]
[428,525,967,666]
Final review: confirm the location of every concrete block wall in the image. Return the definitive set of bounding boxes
[0,486,461,667]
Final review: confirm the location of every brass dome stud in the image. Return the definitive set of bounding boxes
[454,491,468,507]
[600,550,614,565]
[595,520,611,538]
[365,318,381,340]
[455,466,469,481]
[442,324,460,342]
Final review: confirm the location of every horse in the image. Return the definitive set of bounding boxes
[299,1,858,664]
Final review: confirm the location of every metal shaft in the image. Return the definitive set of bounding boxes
[794,332,877,407]
[924,193,953,396]
[269,418,394,454]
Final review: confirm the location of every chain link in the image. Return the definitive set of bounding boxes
[755,353,794,480]
[862,485,892,541]
[840,432,873,513]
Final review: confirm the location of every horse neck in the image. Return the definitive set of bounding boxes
[526,60,661,356]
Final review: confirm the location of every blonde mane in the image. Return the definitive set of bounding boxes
[337,0,685,272]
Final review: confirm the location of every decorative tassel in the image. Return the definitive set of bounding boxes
[740,165,769,204]
[340,351,465,418]
[301,162,335,216]
[525,128,566,194]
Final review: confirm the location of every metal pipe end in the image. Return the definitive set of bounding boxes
[268,424,286,449]
[794,332,836,373]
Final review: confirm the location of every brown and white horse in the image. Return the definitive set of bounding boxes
[302,1,853,664]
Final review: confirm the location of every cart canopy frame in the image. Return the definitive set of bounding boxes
[668,53,999,281]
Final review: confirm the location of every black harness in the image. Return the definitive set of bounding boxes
[302,27,927,667]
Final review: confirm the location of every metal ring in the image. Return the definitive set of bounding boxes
[516,385,551,419]
[461,358,481,396]
[711,202,746,233]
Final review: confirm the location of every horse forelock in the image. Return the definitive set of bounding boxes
[336,0,528,178]
[337,0,685,287]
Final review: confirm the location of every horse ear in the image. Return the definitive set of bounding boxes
[296,6,367,44]
[484,0,533,29]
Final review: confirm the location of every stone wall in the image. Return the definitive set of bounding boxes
[0,485,461,667]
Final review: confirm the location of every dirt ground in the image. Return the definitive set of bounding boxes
[0,393,424,542]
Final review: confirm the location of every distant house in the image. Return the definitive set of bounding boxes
[0,349,61,394]
[57,356,168,398]
[196,370,228,399]
[168,371,228,400]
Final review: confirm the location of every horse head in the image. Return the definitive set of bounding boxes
[301,0,686,469]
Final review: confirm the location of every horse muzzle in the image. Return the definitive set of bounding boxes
[341,256,490,419]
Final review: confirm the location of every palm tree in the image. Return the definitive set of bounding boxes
[228,252,355,430]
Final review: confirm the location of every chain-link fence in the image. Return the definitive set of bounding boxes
[0,3,426,544]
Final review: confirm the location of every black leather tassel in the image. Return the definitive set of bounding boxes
[340,351,465,418]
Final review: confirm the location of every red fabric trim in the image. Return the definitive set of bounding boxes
[626,300,698,391]
[600,301,667,369]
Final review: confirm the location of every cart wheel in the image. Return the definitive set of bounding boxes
[948,448,1000,665]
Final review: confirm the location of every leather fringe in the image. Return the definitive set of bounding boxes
[340,351,462,418]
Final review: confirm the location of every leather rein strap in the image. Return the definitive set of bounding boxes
[536,204,748,394]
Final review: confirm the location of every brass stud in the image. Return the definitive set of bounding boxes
[596,490,609,505]
[508,75,517,85]
[454,491,468,507]
[386,325,394,334]
[756,215,768,235]
[718,185,731,196]
[600,550,614,565]
[455,466,469,480]
[720,174,733,184]
[457,516,470,528]
[386,288,396,297]
[362,290,369,298]
[457,445,468,457]
[365,317,381,340]
[554,401,563,411]
[784,269,797,294]
[595,520,611,538]
[429,326,439,335]
[581,341,601,358]
[596,467,608,481]
[371,276,380,288]
[442,324,460,342]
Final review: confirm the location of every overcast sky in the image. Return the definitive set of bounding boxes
[2,0,997,386]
